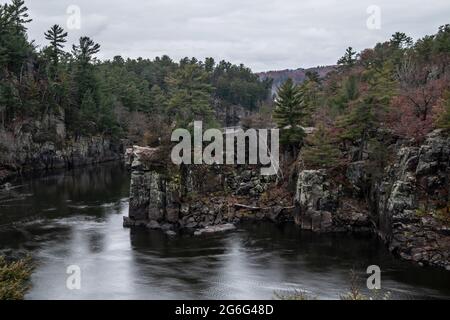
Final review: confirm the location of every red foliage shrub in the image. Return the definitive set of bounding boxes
[387,95,438,142]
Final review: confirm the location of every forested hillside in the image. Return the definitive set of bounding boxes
[273,28,450,168]
[0,0,271,147]
[267,28,450,270]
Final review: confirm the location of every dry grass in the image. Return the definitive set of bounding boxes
[274,289,316,300]
[0,256,33,300]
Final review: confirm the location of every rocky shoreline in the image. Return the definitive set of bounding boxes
[123,129,450,270]
[0,127,125,184]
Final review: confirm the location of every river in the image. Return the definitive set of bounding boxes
[0,162,449,300]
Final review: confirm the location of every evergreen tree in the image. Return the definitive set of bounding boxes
[69,37,101,136]
[0,0,32,124]
[0,0,32,72]
[390,32,413,49]
[204,57,215,72]
[167,62,214,126]
[72,36,100,65]
[305,70,320,83]
[273,78,307,148]
[338,47,357,67]
[301,75,322,125]
[72,36,101,102]
[302,124,340,168]
[0,0,271,140]
[80,90,97,134]
[339,63,396,159]
[44,24,67,68]
[150,84,167,113]
[9,0,31,31]
[433,24,450,54]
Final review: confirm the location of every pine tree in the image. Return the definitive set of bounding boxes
[167,62,214,126]
[433,24,450,54]
[0,0,32,72]
[338,63,396,159]
[150,85,167,113]
[273,78,307,148]
[72,36,100,65]
[338,47,357,67]
[67,37,102,136]
[390,32,413,49]
[44,24,67,68]
[305,70,320,83]
[301,74,322,125]
[0,0,32,124]
[204,57,215,72]
[8,0,31,32]
[302,124,340,168]
[80,90,97,134]
[72,36,101,103]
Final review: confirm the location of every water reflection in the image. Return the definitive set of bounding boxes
[0,163,449,300]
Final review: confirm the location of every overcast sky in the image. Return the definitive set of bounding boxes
[24,0,450,72]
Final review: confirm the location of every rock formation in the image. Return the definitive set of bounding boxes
[124,130,450,269]
[123,145,290,233]
[0,116,124,183]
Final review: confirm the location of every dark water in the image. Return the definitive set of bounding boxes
[0,162,449,300]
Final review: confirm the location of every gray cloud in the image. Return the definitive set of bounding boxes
[25,0,450,72]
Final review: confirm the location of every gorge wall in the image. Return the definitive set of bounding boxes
[123,146,292,235]
[124,130,450,270]
[0,115,124,184]
[293,129,450,269]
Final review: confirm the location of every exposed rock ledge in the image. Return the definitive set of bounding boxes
[124,130,450,270]
[292,130,450,269]
[0,134,125,183]
[123,145,291,234]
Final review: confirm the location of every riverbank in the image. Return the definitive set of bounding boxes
[0,133,126,185]
[123,129,450,270]
[1,163,449,299]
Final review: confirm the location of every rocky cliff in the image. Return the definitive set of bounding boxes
[375,130,450,269]
[124,130,450,269]
[0,116,124,183]
[123,146,291,235]
[293,129,450,269]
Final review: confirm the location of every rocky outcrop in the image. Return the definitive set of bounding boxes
[123,146,285,234]
[123,130,450,269]
[294,170,337,231]
[290,130,450,269]
[0,136,123,182]
[0,117,124,182]
[293,169,371,232]
[292,130,450,269]
[125,146,178,226]
[375,130,450,269]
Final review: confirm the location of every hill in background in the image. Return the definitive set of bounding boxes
[258,65,336,94]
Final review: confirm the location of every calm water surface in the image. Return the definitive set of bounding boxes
[0,163,449,300]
